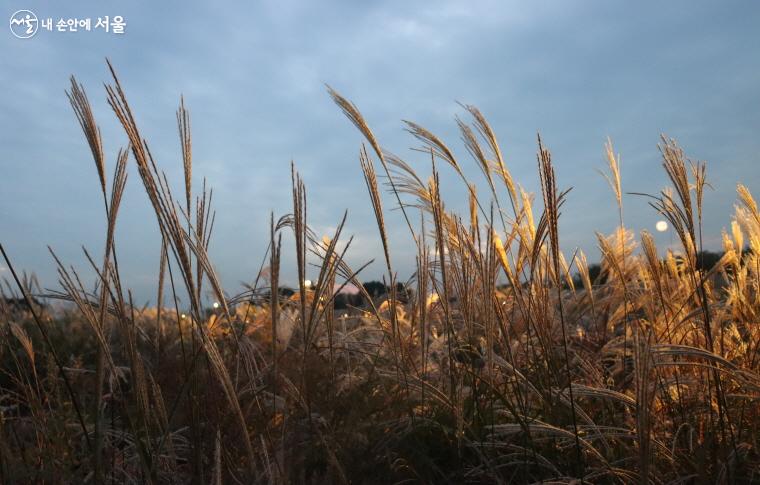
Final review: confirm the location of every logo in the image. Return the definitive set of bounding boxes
[9,10,38,38]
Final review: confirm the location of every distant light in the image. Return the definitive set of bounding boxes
[304,279,312,288]
[342,313,348,318]
[212,302,220,309]
[656,220,668,232]
[180,313,186,319]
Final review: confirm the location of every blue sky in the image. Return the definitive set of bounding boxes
[1,1,759,304]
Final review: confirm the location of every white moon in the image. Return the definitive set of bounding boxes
[656,220,668,232]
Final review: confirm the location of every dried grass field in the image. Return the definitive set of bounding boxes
[1,64,759,483]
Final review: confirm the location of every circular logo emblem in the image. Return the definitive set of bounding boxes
[10,10,38,39]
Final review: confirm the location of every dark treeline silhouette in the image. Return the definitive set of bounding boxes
[0,296,42,315]
[570,249,753,289]
[334,281,411,309]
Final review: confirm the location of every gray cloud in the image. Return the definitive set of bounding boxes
[1,0,758,304]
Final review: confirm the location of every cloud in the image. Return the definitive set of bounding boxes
[1,0,759,303]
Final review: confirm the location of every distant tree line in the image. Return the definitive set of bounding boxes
[571,249,752,289]
[252,249,751,310]
[253,281,410,310]
[334,281,410,309]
